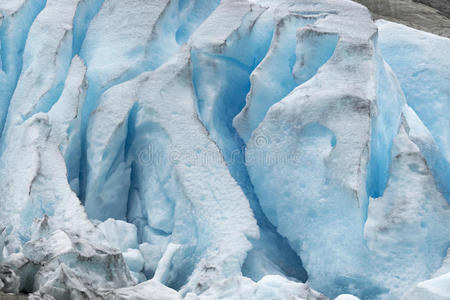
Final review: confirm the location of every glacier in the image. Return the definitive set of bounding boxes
[0,0,449,299]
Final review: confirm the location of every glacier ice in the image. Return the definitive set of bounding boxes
[0,0,449,299]
[190,0,308,283]
[376,20,450,165]
[239,2,405,297]
[402,273,450,300]
[376,20,450,200]
[364,108,450,297]
[402,251,450,300]
[97,219,139,252]
[0,0,47,136]
[184,275,328,300]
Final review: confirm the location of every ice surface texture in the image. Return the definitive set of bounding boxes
[0,0,448,299]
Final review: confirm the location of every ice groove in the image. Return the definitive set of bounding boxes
[0,0,47,138]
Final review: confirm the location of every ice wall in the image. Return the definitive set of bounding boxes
[0,0,448,299]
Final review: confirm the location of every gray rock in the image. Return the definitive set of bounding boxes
[353,0,450,37]
[414,0,450,17]
[0,265,19,294]
[0,292,27,300]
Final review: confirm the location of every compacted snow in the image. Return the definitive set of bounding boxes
[0,0,448,299]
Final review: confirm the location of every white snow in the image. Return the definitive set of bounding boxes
[402,273,450,300]
[335,295,361,300]
[123,248,145,273]
[185,275,327,300]
[97,218,139,252]
[80,0,172,88]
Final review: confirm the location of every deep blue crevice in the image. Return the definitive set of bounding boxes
[191,48,308,282]
[72,0,105,57]
[124,102,139,159]
[187,14,341,282]
[234,15,331,143]
[175,0,220,45]
[364,52,403,222]
[123,102,139,221]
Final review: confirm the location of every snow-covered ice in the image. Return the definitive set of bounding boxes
[0,0,448,299]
